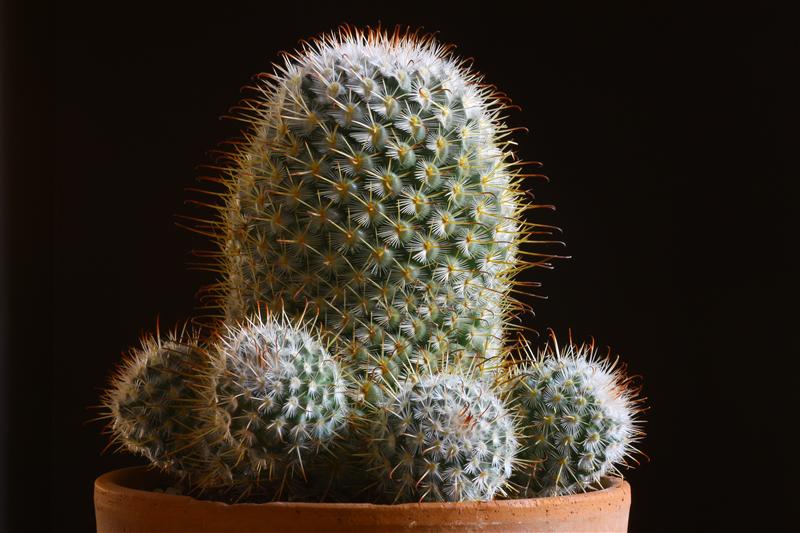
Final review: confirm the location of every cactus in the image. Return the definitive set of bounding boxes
[510,334,643,497]
[205,26,561,384]
[362,370,519,502]
[194,313,350,499]
[103,328,218,483]
[99,26,647,507]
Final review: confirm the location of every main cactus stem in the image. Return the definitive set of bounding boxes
[216,28,546,385]
[102,27,643,505]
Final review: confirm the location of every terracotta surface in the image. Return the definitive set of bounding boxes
[95,466,631,532]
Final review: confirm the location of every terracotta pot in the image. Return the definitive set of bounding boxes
[94,466,631,532]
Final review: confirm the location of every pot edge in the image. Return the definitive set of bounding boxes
[95,466,630,511]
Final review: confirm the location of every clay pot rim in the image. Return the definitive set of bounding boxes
[96,466,627,511]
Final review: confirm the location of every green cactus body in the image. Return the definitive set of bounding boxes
[510,336,642,497]
[103,330,218,481]
[363,371,519,502]
[210,27,552,383]
[98,26,651,507]
[199,314,350,499]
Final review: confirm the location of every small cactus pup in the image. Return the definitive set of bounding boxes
[207,26,563,384]
[362,368,520,502]
[198,313,351,500]
[103,327,219,485]
[510,334,644,497]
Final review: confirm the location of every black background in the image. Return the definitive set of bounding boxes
[1,2,791,532]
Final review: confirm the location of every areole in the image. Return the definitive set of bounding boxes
[94,467,631,533]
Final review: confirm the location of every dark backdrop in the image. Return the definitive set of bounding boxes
[2,3,790,532]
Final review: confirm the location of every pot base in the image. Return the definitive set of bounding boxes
[94,466,630,532]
